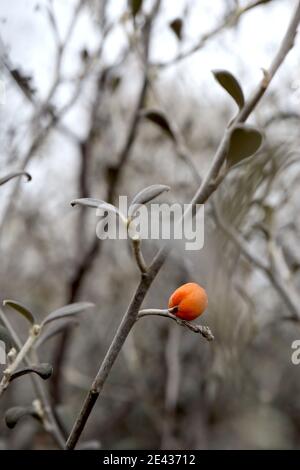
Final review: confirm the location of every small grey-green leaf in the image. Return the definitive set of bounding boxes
[5,406,38,429]
[71,198,121,216]
[0,325,14,350]
[129,184,170,217]
[169,18,183,40]
[130,0,143,17]
[10,363,53,382]
[0,171,32,186]
[140,109,176,142]
[71,198,106,209]
[212,70,245,109]
[41,302,94,327]
[3,300,35,325]
[36,319,78,349]
[71,198,127,223]
[227,125,264,167]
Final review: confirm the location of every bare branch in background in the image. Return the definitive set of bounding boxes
[152,0,274,68]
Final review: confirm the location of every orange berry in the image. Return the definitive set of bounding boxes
[168,282,208,321]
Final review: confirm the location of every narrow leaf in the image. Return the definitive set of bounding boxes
[10,363,53,382]
[36,319,78,349]
[71,198,107,209]
[5,406,38,429]
[169,18,183,40]
[212,70,245,109]
[71,198,126,222]
[42,302,94,327]
[130,0,143,17]
[0,171,31,186]
[129,184,170,217]
[227,125,264,167]
[3,300,35,325]
[140,109,176,141]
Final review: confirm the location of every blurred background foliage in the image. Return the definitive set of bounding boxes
[0,0,300,449]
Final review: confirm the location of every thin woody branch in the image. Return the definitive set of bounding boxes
[137,309,214,341]
[132,238,148,274]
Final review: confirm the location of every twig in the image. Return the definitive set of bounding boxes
[137,309,214,341]
[151,0,273,69]
[132,238,148,273]
[44,0,84,104]
[237,0,300,124]
[0,324,41,396]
